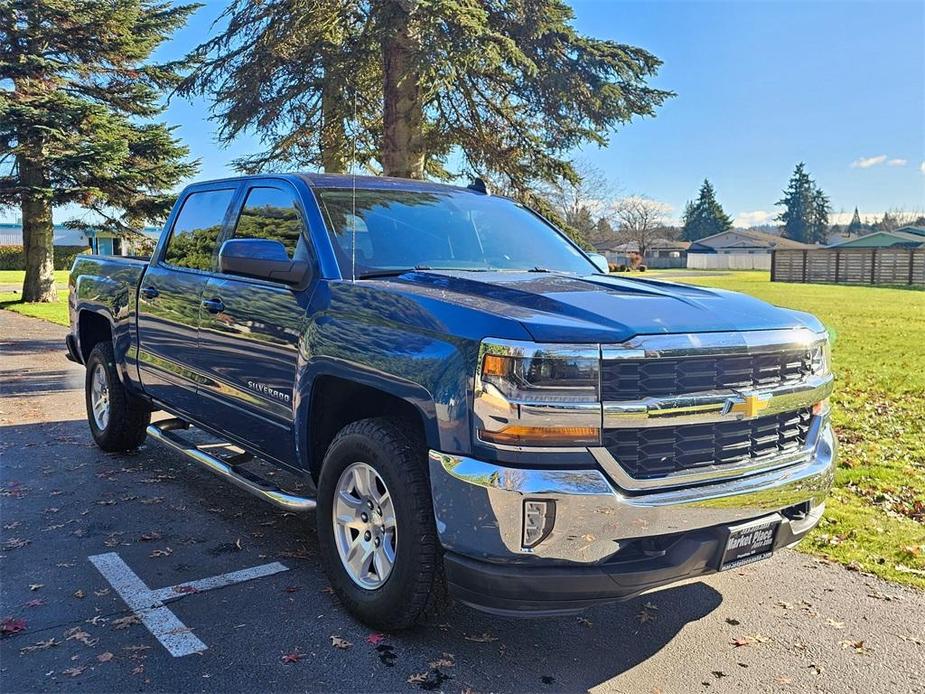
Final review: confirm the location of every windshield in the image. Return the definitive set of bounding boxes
[314,188,596,277]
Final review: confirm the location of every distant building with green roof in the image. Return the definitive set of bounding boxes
[829,226,925,249]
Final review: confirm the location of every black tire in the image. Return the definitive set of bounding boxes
[316,417,447,631]
[85,342,151,452]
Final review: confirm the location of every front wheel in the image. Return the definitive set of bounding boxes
[85,342,151,452]
[316,418,446,631]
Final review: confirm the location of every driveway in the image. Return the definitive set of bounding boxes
[1,310,922,693]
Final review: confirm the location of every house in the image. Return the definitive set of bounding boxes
[0,220,159,255]
[688,229,815,254]
[828,226,925,249]
[594,238,690,260]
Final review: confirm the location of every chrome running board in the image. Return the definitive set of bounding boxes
[146,418,316,512]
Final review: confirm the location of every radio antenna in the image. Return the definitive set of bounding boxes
[350,88,358,283]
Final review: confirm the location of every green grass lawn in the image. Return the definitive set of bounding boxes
[0,270,71,325]
[0,269,69,286]
[648,270,925,588]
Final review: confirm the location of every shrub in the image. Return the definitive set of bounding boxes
[617,264,628,272]
[608,262,619,273]
[0,245,90,270]
[638,265,647,272]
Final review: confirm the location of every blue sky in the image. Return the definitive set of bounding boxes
[9,0,925,226]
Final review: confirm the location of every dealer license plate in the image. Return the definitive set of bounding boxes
[719,516,780,571]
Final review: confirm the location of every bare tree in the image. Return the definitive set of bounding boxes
[878,207,925,231]
[614,196,671,257]
[545,161,619,243]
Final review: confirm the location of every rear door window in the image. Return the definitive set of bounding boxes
[163,189,236,270]
[230,186,305,259]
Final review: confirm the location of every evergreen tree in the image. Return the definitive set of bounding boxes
[681,179,733,241]
[847,206,863,235]
[809,187,831,244]
[0,0,199,302]
[182,0,673,190]
[776,163,817,243]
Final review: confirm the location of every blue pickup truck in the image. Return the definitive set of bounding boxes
[67,173,837,629]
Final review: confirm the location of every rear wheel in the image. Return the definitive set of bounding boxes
[85,342,151,452]
[317,417,446,630]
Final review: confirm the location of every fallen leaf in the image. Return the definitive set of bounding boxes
[429,653,456,669]
[284,586,301,593]
[281,650,304,664]
[577,616,593,628]
[97,651,114,662]
[725,617,741,626]
[465,632,498,643]
[711,671,727,679]
[73,590,85,599]
[234,538,242,550]
[62,666,86,677]
[139,531,161,542]
[2,537,30,550]
[149,547,173,558]
[112,614,141,630]
[1,617,27,636]
[173,585,198,594]
[330,635,352,650]
[637,607,656,623]
[839,639,867,653]
[825,618,845,629]
[64,627,98,646]
[94,588,110,597]
[29,584,44,591]
[407,672,429,685]
[20,637,58,654]
[132,664,144,675]
[366,632,386,646]
[25,599,45,608]
[775,675,793,685]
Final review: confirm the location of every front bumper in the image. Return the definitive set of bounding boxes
[428,422,836,614]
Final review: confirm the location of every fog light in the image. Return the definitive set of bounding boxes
[522,500,556,549]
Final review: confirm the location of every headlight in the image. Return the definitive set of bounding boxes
[810,335,831,376]
[474,339,601,447]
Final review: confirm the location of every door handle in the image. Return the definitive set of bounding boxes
[140,286,159,299]
[201,297,225,314]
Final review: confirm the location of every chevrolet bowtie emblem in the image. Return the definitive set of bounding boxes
[728,394,771,418]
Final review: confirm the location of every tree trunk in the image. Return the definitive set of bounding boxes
[380,2,424,179]
[19,156,57,303]
[320,60,349,174]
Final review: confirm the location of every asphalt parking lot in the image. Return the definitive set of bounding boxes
[1,310,923,693]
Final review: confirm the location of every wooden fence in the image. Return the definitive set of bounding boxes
[772,248,925,286]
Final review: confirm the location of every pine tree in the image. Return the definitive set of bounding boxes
[776,163,814,243]
[182,0,673,190]
[0,0,200,302]
[809,187,831,244]
[681,179,733,241]
[847,206,863,235]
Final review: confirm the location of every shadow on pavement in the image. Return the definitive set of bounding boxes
[0,368,83,397]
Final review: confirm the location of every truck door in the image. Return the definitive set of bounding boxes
[191,182,313,466]
[136,186,237,416]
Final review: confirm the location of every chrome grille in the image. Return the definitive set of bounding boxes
[600,350,814,401]
[602,408,812,480]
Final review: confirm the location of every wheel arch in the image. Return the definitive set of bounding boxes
[298,369,440,482]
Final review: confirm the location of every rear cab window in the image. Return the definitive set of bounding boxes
[163,189,236,270]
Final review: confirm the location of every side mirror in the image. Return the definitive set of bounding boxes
[219,239,309,285]
[588,252,610,273]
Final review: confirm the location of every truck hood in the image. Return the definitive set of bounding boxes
[378,271,825,342]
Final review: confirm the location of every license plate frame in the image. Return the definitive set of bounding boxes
[719,515,781,571]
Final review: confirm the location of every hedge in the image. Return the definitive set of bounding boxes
[0,245,91,271]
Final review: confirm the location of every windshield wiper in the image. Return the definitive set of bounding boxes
[356,265,431,279]
[528,266,551,273]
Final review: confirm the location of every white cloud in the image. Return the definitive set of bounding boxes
[921,161,925,174]
[887,158,907,167]
[734,210,775,228]
[851,155,887,169]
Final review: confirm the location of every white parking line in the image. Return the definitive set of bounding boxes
[89,552,288,657]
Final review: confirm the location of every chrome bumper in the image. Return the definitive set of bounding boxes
[428,422,836,564]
